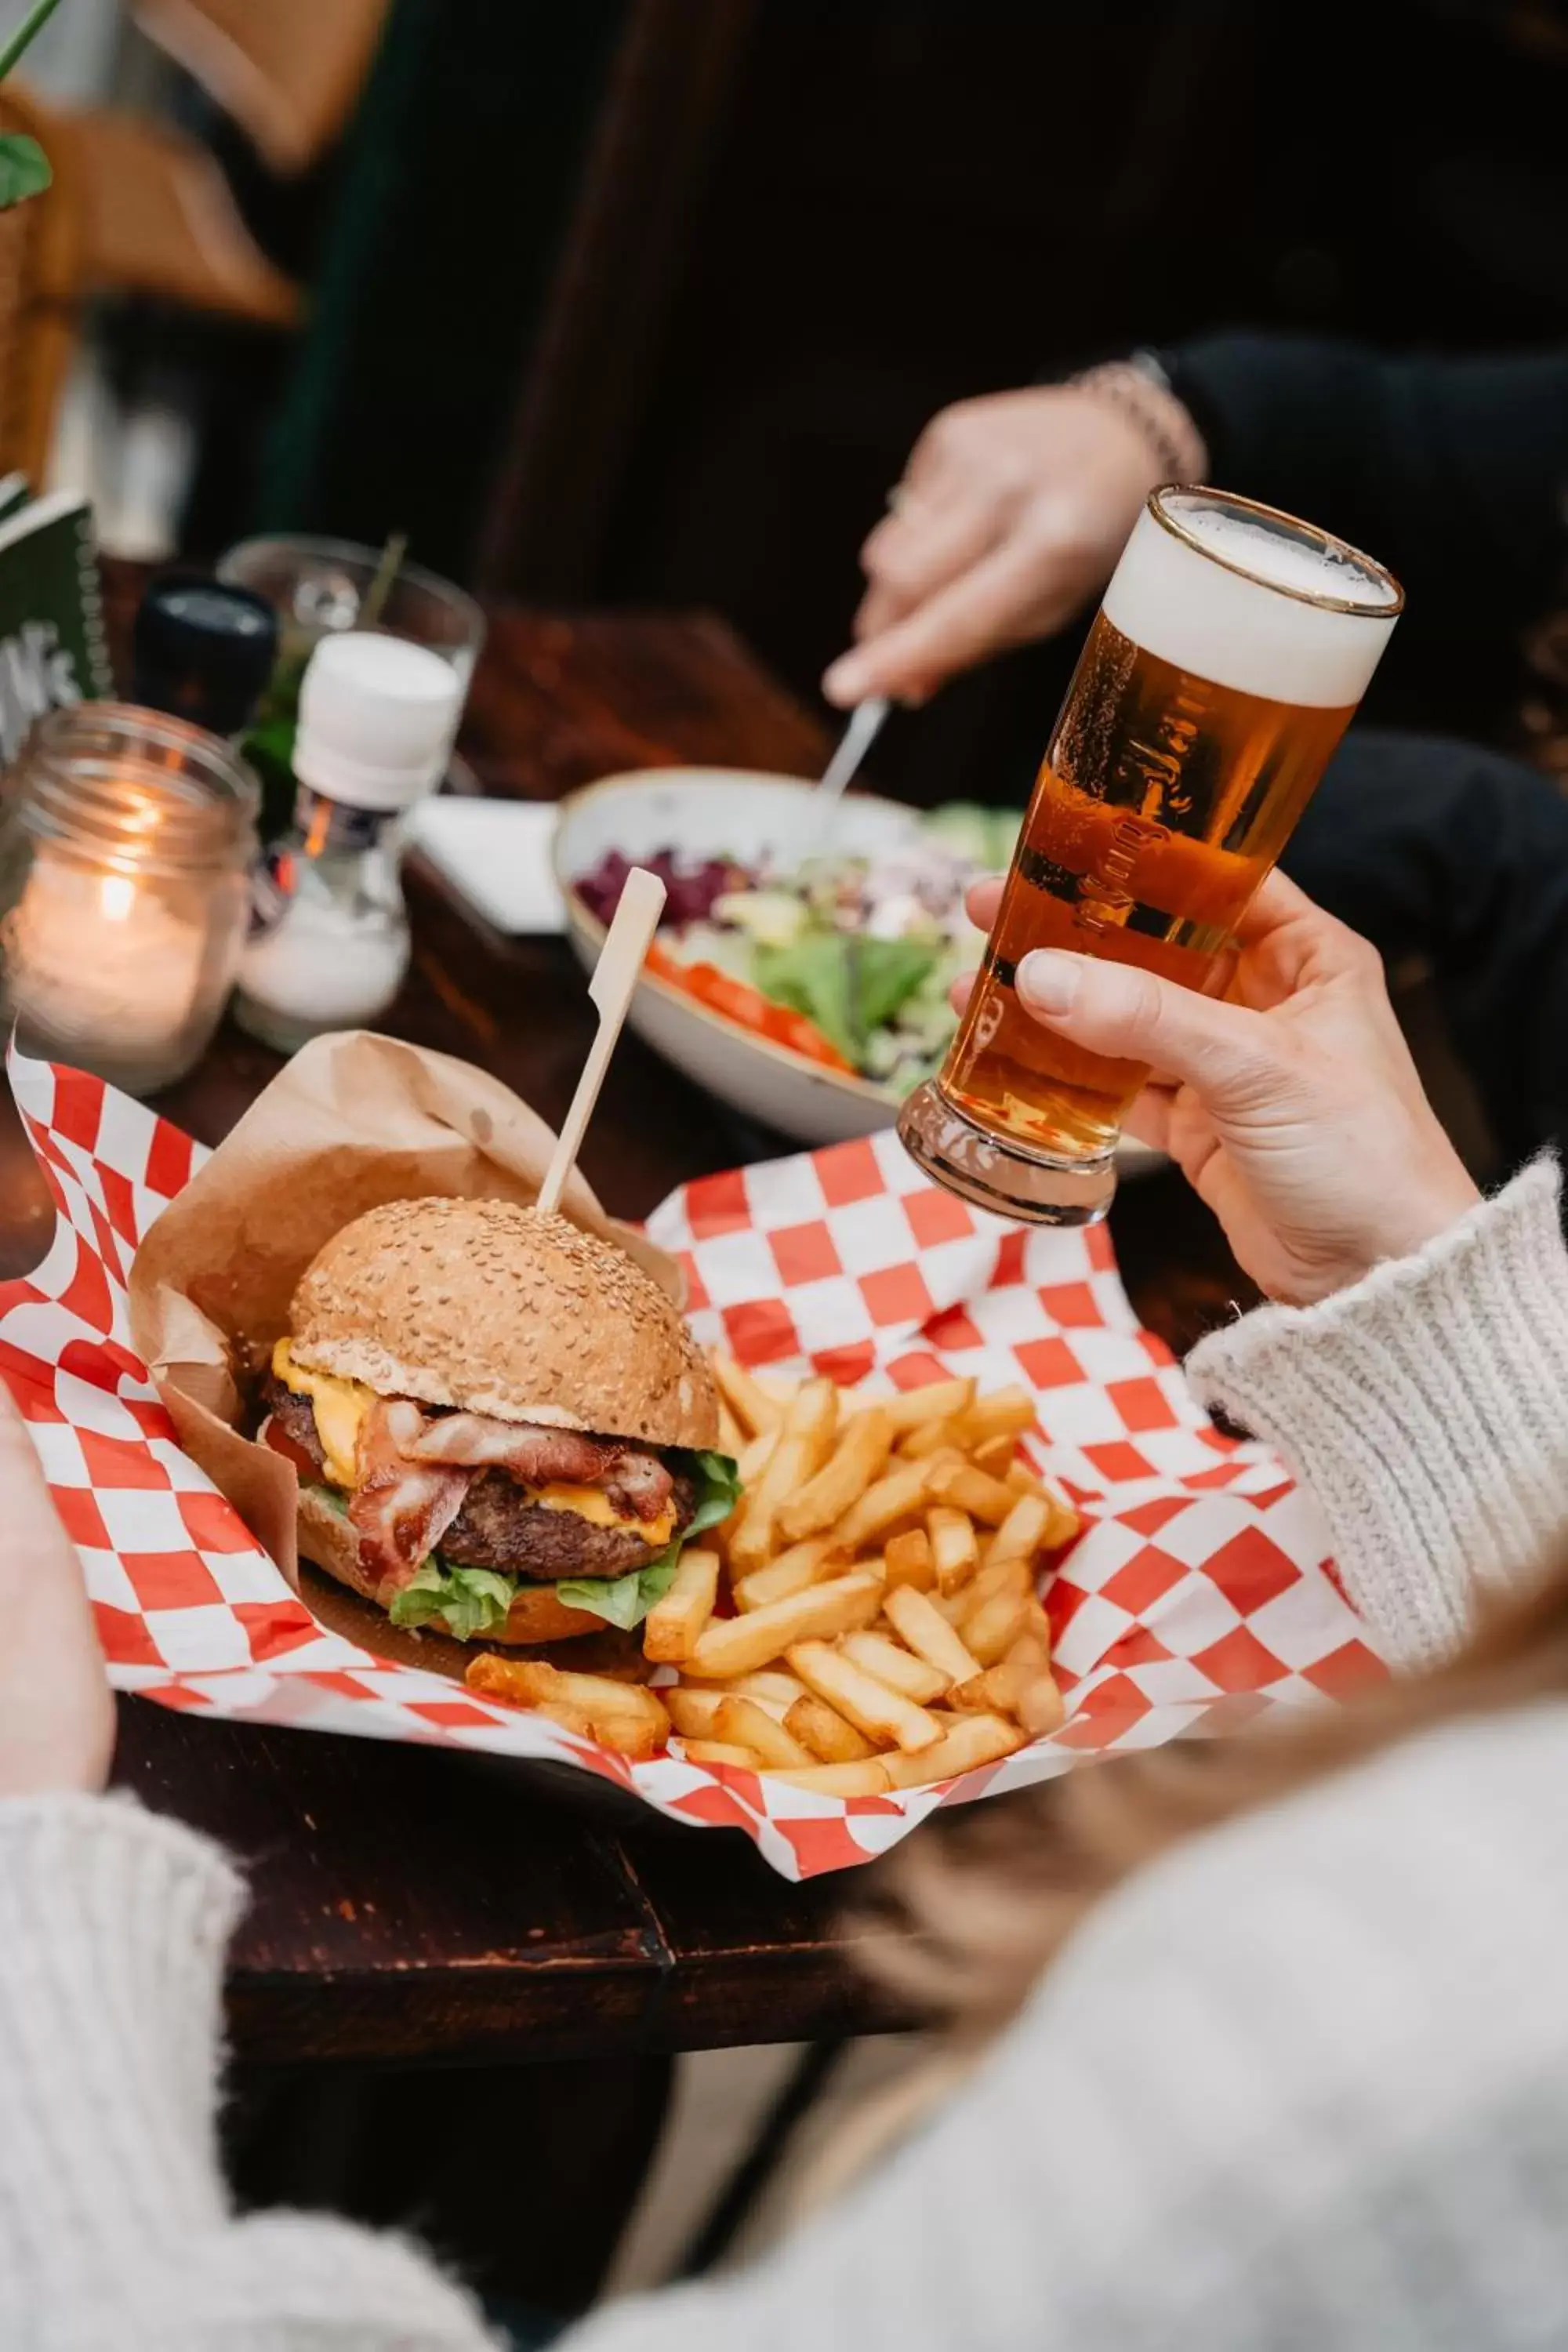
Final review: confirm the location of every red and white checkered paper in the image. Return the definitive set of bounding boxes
[0,1044,1384,1879]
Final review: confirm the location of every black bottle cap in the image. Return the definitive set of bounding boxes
[132,572,279,737]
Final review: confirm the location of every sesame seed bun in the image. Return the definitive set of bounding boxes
[288,1196,720,1449]
[296,1484,604,1645]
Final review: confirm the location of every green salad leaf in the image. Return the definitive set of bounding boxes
[756,933,856,1062]
[756,934,938,1070]
[855,936,939,1034]
[389,1559,517,1641]
[556,1547,683,1632]
[684,1448,744,1537]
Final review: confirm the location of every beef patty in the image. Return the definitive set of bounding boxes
[260,1377,695,1583]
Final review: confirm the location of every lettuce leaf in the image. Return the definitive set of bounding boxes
[684,1448,743,1538]
[389,1559,517,1641]
[556,1547,683,1632]
[557,1449,742,1628]
[755,934,938,1067]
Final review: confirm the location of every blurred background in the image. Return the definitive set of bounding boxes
[18,0,1568,816]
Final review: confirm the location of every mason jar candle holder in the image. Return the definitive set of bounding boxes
[0,704,260,1095]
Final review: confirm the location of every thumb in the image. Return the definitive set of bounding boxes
[1015,948,1270,1102]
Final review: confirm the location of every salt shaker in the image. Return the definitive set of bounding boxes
[231,632,461,1052]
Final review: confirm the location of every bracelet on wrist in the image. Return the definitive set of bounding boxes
[1065,354,1207,484]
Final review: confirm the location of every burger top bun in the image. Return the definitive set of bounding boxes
[289,1196,720,1450]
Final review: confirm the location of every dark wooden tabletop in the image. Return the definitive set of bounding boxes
[0,600,1250,2067]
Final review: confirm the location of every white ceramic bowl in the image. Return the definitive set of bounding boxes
[554,768,919,1142]
[551,765,1163,1169]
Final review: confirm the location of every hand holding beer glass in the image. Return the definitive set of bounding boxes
[898,487,1403,1224]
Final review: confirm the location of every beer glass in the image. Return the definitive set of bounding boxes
[898,486,1402,1224]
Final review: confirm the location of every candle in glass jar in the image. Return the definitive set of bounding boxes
[5,849,208,1066]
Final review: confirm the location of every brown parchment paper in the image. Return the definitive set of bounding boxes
[126,1029,685,1601]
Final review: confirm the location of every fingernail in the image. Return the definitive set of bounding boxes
[822,655,866,705]
[1017,949,1083,1016]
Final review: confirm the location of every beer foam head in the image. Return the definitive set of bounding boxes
[1102,492,1401,708]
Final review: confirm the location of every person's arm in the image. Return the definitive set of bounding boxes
[0,1793,499,2349]
[985,868,1568,1666]
[1188,1158,1568,1669]
[1161,332,1568,657]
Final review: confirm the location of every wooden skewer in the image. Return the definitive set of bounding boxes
[536,866,666,1215]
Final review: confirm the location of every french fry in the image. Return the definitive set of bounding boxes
[844,1374,973,1433]
[466,1657,670,1759]
[965,1630,1063,1732]
[964,1583,1033,1668]
[826,1458,933,1555]
[776,1407,894,1543]
[1017,1666,1067,1738]
[880,1376,975,1432]
[881,1582,983,1686]
[684,1740,765,1770]
[840,1629,949,1704]
[881,1711,1023,1788]
[971,1434,1018,1477]
[787,1640,941,1755]
[717,1399,746,1457]
[666,1686,731,1740]
[926,1504,979,1595]
[882,1526,936,1592]
[983,1491,1054,1569]
[736,1427,779,1488]
[926,1460,1017,1526]
[898,1416,959,1461]
[1044,1487,1082,1546]
[713,1696,815,1771]
[764,1760,893,1797]
[684,1570,884,1680]
[1005,1460,1041,1497]
[711,1351,786,1436]
[948,1554,1032,1629]
[956,1385,1037,1445]
[732,1536,840,1613]
[785,1693,877,1763]
[642,1547,720,1663]
[730,1668,809,1711]
[728,1378,840,1571]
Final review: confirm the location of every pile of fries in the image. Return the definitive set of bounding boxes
[467,1356,1080,1791]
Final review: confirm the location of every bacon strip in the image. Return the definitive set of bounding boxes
[350,1398,474,1592]
[407,1410,674,1522]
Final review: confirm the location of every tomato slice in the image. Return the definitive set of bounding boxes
[646,943,855,1073]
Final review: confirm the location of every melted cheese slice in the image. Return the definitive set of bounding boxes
[273,1342,676,1544]
[533,1482,677,1547]
[273,1340,369,1487]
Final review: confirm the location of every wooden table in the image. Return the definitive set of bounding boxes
[0,606,1250,2074]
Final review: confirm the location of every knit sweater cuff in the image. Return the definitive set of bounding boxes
[1186,1158,1568,1671]
[0,1791,241,2286]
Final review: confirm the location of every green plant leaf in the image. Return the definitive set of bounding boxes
[0,132,49,207]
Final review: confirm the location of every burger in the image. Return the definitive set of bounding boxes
[255,1195,737,1644]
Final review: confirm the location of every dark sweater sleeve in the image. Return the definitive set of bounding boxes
[1158,332,1568,668]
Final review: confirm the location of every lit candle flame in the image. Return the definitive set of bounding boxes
[99,874,135,923]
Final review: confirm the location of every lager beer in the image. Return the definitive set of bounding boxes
[898,488,1402,1224]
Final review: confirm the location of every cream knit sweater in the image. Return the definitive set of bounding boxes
[8,1161,1568,2350]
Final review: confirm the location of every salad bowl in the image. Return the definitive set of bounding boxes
[552,766,1161,1169]
[554,768,935,1143]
